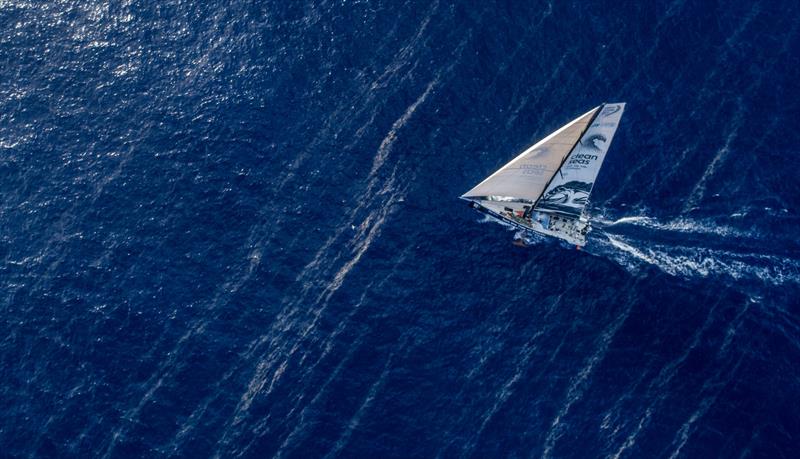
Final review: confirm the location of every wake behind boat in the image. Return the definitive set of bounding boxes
[461,103,625,247]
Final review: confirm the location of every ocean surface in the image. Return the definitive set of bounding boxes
[2,0,799,457]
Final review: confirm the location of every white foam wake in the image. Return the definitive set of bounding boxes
[598,234,799,286]
[588,208,800,286]
[594,214,749,238]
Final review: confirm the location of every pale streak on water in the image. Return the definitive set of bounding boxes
[320,343,404,459]
[666,357,744,459]
[133,5,447,451]
[213,25,472,450]
[100,225,266,458]
[541,302,633,459]
[459,329,547,458]
[266,252,412,458]
[606,297,724,459]
[211,64,449,455]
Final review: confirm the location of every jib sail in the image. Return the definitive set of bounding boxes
[534,103,625,217]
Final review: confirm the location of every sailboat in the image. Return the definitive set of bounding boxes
[461,103,625,247]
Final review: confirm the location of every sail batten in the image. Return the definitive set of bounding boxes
[461,106,600,203]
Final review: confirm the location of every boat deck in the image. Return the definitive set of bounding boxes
[471,202,589,246]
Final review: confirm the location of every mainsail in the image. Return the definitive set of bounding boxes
[534,103,625,216]
[461,107,600,203]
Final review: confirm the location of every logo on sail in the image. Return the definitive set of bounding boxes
[581,133,607,150]
[529,147,548,157]
[600,105,621,117]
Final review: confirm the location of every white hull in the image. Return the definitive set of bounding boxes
[469,201,589,246]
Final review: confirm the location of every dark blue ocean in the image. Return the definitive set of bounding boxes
[2,0,799,457]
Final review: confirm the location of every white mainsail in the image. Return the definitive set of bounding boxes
[461,106,600,203]
[534,103,625,216]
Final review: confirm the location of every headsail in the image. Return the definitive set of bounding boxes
[461,106,600,203]
[534,103,625,217]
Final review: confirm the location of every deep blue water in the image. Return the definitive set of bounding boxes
[2,0,800,457]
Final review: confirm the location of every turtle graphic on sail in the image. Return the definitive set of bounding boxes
[537,180,593,213]
[461,103,625,246]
